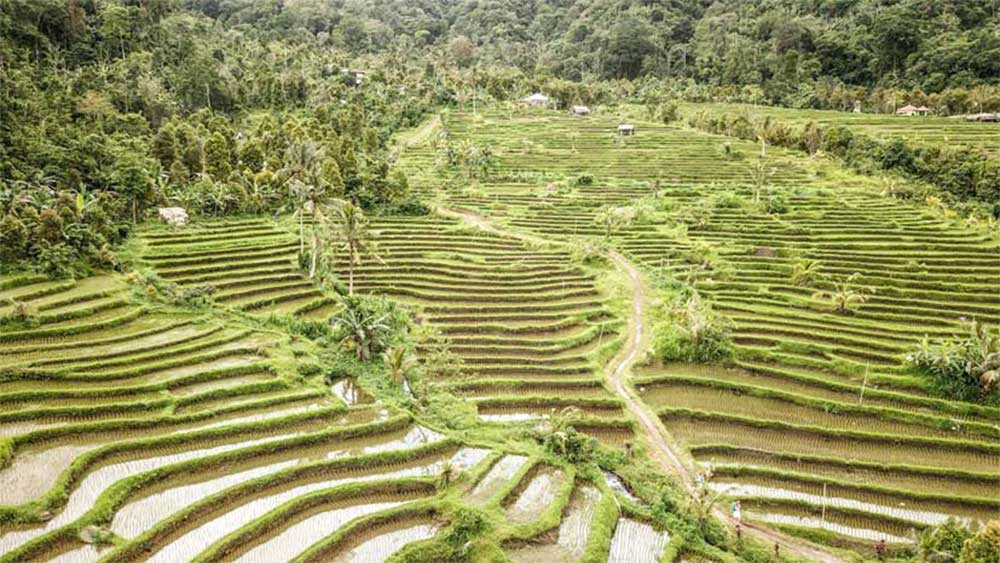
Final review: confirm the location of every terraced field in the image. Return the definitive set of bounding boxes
[684,102,1000,156]
[137,218,337,319]
[397,108,1000,549]
[0,267,656,562]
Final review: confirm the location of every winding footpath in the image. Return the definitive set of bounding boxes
[605,252,849,563]
[441,205,848,563]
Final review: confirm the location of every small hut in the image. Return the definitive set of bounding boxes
[522,93,551,108]
[895,104,929,116]
[617,123,635,136]
[571,105,591,116]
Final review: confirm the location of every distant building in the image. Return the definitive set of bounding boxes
[617,123,635,136]
[967,113,1000,122]
[522,93,551,108]
[571,105,591,116]
[896,104,929,116]
[340,67,367,85]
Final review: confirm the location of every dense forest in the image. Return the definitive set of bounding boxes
[1,0,998,276]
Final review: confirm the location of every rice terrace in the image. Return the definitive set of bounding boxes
[1,2,998,563]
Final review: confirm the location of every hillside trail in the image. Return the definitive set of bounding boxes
[439,205,848,563]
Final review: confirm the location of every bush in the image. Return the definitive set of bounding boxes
[574,174,595,186]
[907,320,1000,405]
[919,519,973,563]
[960,521,1000,563]
[653,293,732,363]
[765,192,788,214]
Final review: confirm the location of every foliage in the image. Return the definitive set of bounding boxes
[653,293,733,363]
[919,519,973,563]
[594,205,637,240]
[789,258,823,287]
[907,320,1000,405]
[540,407,598,464]
[328,295,410,361]
[442,505,492,554]
[959,521,1000,563]
[690,110,1000,213]
[318,199,379,294]
[812,272,875,314]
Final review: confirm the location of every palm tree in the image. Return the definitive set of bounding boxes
[320,199,379,292]
[382,346,415,386]
[813,272,875,314]
[330,296,394,361]
[280,140,325,254]
[790,258,823,286]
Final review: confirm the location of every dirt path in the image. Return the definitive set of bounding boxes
[439,206,847,563]
[606,253,849,563]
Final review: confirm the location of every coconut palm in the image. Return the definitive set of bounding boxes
[790,258,824,286]
[320,199,379,292]
[329,296,394,361]
[813,272,875,314]
[382,346,415,385]
[280,140,325,254]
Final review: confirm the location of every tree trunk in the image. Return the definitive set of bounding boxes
[299,209,304,254]
[309,230,318,278]
[132,198,137,225]
[348,262,354,296]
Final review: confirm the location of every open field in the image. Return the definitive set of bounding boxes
[683,102,1000,156]
[395,108,1000,548]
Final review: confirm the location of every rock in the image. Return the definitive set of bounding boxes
[79,524,110,544]
[158,207,189,227]
[753,246,778,257]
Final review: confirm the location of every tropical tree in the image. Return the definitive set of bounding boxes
[382,345,415,386]
[790,258,824,286]
[319,199,379,289]
[746,149,775,206]
[813,272,875,314]
[281,140,325,254]
[329,295,408,361]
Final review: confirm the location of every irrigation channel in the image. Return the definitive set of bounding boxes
[442,206,851,563]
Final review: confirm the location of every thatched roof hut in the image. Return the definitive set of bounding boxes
[617,123,635,136]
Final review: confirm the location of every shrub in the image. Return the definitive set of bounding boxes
[960,521,1000,563]
[653,293,733,363]
[907,320,1000,405]
[711,190,744,209]
[919,519,973,563]
[765,192,788,214]
[574,174,595,186]
[812,272,875,314]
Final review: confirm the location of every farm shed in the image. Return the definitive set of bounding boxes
[895,104,929,116]
[571,105,591,116]
[522,93,551,108]
[617,123,635,136]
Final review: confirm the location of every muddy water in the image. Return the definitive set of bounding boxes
[0,402,326,507]
[607,519,669,563]
[479,412,546,423]
[330,378,374,406]
[36,543,109,563]
[507,485,601,563]
[112,427,455,540]
[323,521,438,563]
[0,432,304,554]
[231,500,405,563]
[603,472,640,504]
[708,482,968,526]
[506,467,566,524]
[467,455,529,506]
[750,512,912,543]
[143,464,441,563]
[0,444,96,506]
